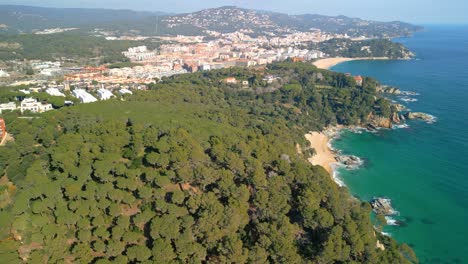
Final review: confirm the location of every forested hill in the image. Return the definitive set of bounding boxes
[0,5,422,37]
[0,5,166,34]
[0,62,416,263]
[313,38,415,59]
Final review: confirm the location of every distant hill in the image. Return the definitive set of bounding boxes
[0,5,422,38]
[152,6,422,38]
[0,5,167,33]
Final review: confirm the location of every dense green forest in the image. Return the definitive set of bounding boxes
[0,62,416,263]
[0,33,161,63]
[312,39,414,59]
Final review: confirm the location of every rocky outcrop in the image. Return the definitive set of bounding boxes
[371,198,395,215]
[336,155,362,169]
[365,113,392,129]
[393,103,406,112]
[404,112,434,122]
[391,112,401,124]
[377,85,401,95]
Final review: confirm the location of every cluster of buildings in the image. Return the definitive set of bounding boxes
[109,65,187,81]
[123,46,157,61]
[31,61,63,76]
[122,42,324,75]
[0,98,53,114]
[71,87,131,103]
[0,68,10,78]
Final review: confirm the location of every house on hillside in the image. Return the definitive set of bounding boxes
[119,89,133,96]
[0,118,6,142]
[46,88,66,97]
[0,102,17,113]
[97,89,114,100]
[224,77,238,84]
[20,98,53,113]
[354,76,363,86]
[72,89,98,103]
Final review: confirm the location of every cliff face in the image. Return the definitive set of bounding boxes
[364,113,393,129]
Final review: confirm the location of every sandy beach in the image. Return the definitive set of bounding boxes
[313,57,389,70]
[304,132,337,175]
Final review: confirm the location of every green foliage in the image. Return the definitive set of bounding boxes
[0,62,415,263]
[0,33,141,62]
[314,38,414,59]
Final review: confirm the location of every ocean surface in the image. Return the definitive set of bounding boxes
[331,25,468,264]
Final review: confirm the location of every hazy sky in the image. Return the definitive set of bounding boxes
[1,0,467,24]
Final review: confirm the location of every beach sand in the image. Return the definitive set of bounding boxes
[313,57,389,70]
[304,132,337,175]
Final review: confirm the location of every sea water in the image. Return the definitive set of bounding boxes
[331,25,468,264]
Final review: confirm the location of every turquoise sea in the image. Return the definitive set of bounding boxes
[331,25,468,264]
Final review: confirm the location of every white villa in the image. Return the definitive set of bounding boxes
[20,98,53,113]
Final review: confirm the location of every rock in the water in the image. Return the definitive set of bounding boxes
[377,85,401,95]
[404,112,434,122]
[337,155,362,169]
[371,198,396,215]
[393,103,406,112]
[391,112,401,123]
[365,113,392,129]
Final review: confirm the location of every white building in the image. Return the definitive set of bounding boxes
[20,98,53,113]
[0,69,10,78]
[46,88,66,97]
[119,89,133,95]
[31,61,61,70]
[40,68,62,76]
[19,89,31,94]
[0,102,17,113]
[72,89,98,103]
[123,46,157,61]
[97,89,114,100]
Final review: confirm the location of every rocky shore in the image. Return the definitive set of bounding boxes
[371,197,397,215]
[404,112,436,123]
[377,85,401,95]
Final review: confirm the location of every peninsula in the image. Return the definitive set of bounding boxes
[313,57,390,69]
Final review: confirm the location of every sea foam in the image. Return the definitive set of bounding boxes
[385,216,399,226]
[393,123,410,129]
[399,96,418,102]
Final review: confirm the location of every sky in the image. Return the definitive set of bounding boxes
[1,0,467,24]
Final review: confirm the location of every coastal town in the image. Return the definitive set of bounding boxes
[0,26,366,116]
[0,3,452,264]
[0,6,422,135]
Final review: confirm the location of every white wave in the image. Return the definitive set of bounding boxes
[392,123,410,129]
[399,96,418,102]
[385,216,399,226]
[381,231,392,237]
[425,115,437,124]
[400,91,420,96]
[331,165,346,187]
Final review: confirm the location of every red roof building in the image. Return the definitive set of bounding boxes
[354,75,363,86]
[224,77,238,84]
[0,118,6,141]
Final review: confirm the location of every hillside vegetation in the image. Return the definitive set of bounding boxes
[0,62,416,263]
[314,38,415,59]
[0,33,161,63]
[0,5,422,38]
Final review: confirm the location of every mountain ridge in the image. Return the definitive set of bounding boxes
[0,5,422,37]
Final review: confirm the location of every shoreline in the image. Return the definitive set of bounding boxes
[304,126,371,186]
[313,57,390,70]
[304,131,337,175]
